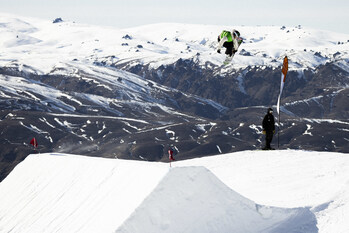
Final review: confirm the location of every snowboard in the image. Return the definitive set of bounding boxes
[223,54,234,65]
[222,37,242,65]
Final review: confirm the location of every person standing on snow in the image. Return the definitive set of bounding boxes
[217,29,242,62]
[262,108,276,150]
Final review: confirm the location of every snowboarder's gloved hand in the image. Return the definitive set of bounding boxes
[217,49,221,54]
[273,130,275,134]
[262,130,266,135]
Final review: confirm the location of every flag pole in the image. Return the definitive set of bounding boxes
[277,56,288,150]
[278,100,280,149]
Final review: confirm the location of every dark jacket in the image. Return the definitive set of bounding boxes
[262,113,275,132]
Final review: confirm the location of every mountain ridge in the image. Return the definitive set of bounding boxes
[1,13,348,181]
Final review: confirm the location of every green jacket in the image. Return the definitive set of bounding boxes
[220,31,233,42]
[218,30,242,52]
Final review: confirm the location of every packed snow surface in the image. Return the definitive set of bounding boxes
[0,150,348,233]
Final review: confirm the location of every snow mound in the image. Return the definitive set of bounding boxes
[0,154,169,232]
[117,166,317,233]
[0,153,317,233]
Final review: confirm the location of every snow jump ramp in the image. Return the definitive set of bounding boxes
[0,154,317,233]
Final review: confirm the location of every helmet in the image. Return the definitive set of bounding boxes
[232,30,240,38]
[267,108,273,114]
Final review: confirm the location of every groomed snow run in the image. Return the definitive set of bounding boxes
[0,150,348,233]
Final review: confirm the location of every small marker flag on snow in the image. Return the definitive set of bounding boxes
[30,137,38,148]
[276,56,288,115]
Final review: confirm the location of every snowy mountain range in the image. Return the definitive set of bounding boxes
[0,13,349,181]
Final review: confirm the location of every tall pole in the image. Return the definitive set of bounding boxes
[277,56,288,150]
[278,107,280,149]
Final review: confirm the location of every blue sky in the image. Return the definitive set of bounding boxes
[1,0,348,34]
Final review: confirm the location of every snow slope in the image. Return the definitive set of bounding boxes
[178,150,349,233]
[0,150,349,233]
[0,154,169,232]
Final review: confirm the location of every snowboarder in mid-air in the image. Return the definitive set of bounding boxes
[262,108,276,150]
[217,29,243,65]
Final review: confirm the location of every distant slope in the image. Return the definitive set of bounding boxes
[1,14,348,72]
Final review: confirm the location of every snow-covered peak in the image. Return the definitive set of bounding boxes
[1,13,348,73]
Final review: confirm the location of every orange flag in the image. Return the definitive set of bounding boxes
[282,56,288,80]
